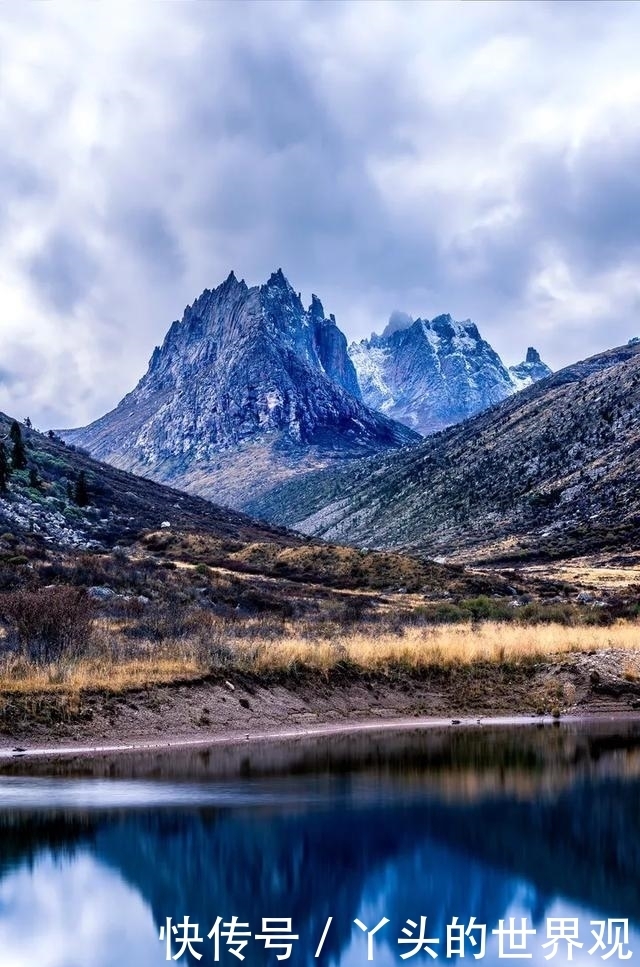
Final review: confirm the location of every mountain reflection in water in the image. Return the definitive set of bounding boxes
[1,721,640,967]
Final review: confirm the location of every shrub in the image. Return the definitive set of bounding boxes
[74,470,89,507]
[10,421,27,471]
[237,589,294,617]
[460,596,511,621]
[0,586,93,663]
[0,566,22,592]
[418,602,466,624]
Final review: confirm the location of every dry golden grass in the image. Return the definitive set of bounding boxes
[242,620,640,673]
[143,528,464,593]
[522,555,640,591]
[0,652,201,694]
[0,619,639,694]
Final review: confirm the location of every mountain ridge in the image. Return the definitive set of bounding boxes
[247,340,640,563]
[62,270,418,509]
[348,313,551,435]
[62,269,553,511]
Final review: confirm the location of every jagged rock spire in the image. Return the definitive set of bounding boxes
[349,313,552,435]
[61,268,416,511]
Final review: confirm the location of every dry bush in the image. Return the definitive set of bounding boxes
[0,586,93,664]
[1,606,640,694]
[202,620,640,676]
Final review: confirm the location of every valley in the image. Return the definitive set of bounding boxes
[0,410,639,744]
[0,276,638,748]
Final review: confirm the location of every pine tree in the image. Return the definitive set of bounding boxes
[29,467,40,490]
[10,421,27,470]
[74,470,89,507]
[0,442,9,493]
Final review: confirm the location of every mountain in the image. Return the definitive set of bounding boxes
[348,314,551,435]
[508,346,553,389]
[247,341,640,564]
[62,271,418,510]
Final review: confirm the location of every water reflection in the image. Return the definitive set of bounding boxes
[1,721,640,966]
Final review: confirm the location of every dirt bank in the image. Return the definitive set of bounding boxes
[0,649,639,754]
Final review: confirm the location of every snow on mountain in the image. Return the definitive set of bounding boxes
[348,314,551,435]
[508,347,553,390]
[61,270,552,514]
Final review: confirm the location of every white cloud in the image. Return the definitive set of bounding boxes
[0,852,159,967]
[0,0,639,426]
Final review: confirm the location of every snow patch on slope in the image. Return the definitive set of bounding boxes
[349,315,552,437]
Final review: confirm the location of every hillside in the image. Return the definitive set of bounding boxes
[62,270,418,510]
[0,411,500,598]
[0,413,297,551]
[2,410,640,741]
[248,341,640,564]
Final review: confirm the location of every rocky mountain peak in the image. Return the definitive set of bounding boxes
[265,266,288,287]
[62,269,416,510]
[382,311,414,338]
[429,313,455,335]
[309,293,325,321]
[348,312,552,436]
[311,299,361,400]
[509,346,552,389]
[262,267,302,308]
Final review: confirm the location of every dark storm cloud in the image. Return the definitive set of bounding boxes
[28,232,98,314]
[0,0,640,426]
[519,128,640,273]
[113,207,186,281]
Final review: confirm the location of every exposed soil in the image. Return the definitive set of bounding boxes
[1,650,639,755]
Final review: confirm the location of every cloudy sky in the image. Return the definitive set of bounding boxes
[1,0,640,428]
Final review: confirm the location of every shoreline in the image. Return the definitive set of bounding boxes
[0,713,554,760]
[2,709,640,765]
[1,649,639,763]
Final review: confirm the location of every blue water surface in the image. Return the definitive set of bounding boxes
[0,722,639,967]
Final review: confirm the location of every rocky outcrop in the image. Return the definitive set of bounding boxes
[310,295,361,399]
[62,270,418,509]
[509,347,552,389]
[348,315,551,435]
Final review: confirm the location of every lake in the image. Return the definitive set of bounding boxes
[0,721,639,966]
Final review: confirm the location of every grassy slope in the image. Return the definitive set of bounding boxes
[0,413,301,548]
